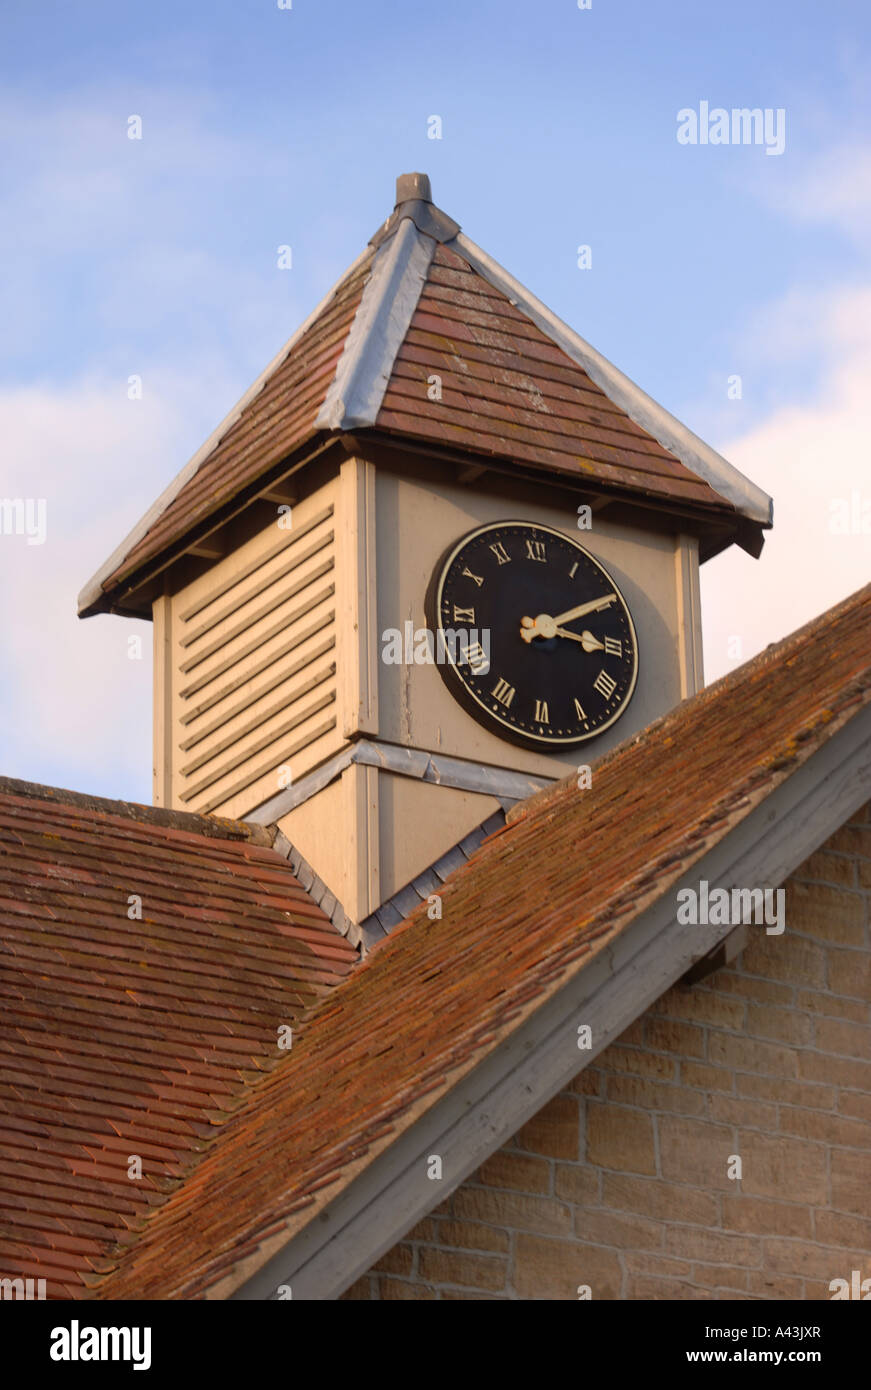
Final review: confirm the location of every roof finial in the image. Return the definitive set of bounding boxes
[395,172,432,206]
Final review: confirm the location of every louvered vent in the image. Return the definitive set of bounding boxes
[171,493,340,816]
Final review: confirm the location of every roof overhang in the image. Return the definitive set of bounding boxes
[223,693,871,1300]
[79,177,771,620]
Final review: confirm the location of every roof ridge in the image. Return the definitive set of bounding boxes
[0,775,272,844]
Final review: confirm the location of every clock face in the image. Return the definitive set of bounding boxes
[426,520,639,749]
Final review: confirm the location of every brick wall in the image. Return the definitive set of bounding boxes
[343,801,871,1300]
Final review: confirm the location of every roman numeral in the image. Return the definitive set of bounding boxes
[525,539,547,562]
[593,669,617,700]
[491,677,515,708]
[604,636,622,657]
[453,605,476,624]
[463,641,490,674]
[461,566,484,587]
[534,699,550,724]
[573,697,587,721]
[489,541,511,565]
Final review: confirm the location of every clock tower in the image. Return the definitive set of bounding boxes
[79,173,772,941]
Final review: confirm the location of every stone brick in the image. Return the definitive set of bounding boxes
[799,1051,871,1091]
[574,1209,662,1249]
[624,1250,692,1278]
[763,1237,867,1281]
[737,1073,835,1110]
[745,1003,812,1046]
[664,1226,761,1266]
[709,1094,778,1130]
[795,848,857,888]
[658,1115,734,1189]
[738,1131,827,1204]
[708,1032,798,1079]
[379,1276,436,1300]
[614,1017,646,1046]
[838,1091,871,1122]
[779,1106,871,1149]
[655,984,746,1029]
[600,1045,676,1080]
[713,970,794,1005]
[815,1016,871,1060]
[814,1210,871,1249]
[517,1094,579,1160]
[831,1148,871,1217]
[786,880,865,947]
[722,1194,812,1238]
[822,945,871,1000]
[626,1275,711,1300]
[742,934,826,987]
[405,1216,438,1241]
[453,1186,572,1235]
[747,1269,804,1300]
[691,1264,749,1292]
[859,858,871,890]
[644,1017,706,1058]
[417,1247,507,1291]
[602,1174,719,1226]
[437,1219,511,1254]
[680,1061,734,1093]
[804,1273,854,1301]
[513,1235,621,1300]
[586,1104,656,1175]
[797,988,868,1022]
[476,1150,552,1194]
[826,823,871,856]
[554,1163,599,1206]
[605,1074,705,1115]
[373,1243,413,1276]
[568,1067,601,1096]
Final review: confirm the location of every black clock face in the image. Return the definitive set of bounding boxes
[426,521,639,749]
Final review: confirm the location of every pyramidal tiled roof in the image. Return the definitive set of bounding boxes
[78,173,771,618]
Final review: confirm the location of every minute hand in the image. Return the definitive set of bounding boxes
[551,593,617,627]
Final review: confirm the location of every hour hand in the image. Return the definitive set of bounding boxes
[554,627,604,651]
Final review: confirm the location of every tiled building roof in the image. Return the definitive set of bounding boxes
[85,579,870,1299]
[0,781,357,1297]
[79,176,769,619]
[376,242,726,510]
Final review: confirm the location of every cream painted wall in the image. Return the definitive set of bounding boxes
[372,461,702,778]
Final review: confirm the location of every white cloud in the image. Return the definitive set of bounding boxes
[764,144,871,249]
[702,282,871,683]
[0,374,222,799]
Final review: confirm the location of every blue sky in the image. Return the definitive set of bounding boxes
[1,0,869,801]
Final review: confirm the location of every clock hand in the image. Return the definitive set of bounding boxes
[520,593,617,643]
[550,592,617,627]
[554,627,604,651]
